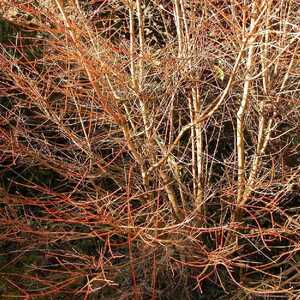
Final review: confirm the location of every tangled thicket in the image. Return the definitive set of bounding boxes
[0,1,300,299]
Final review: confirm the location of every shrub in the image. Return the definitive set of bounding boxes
[1,1,299,299]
